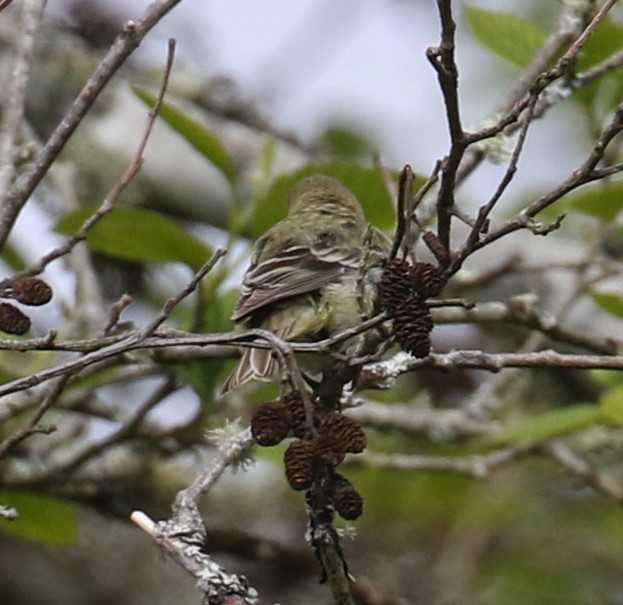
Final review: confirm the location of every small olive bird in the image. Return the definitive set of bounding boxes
[222,174,390,394]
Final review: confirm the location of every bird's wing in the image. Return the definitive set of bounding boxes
[232,245,363,323]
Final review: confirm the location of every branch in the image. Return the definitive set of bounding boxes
[0,0,44,205]
[9,37,179,283]
[456,1,615,184]
[347,402,499,439]
[450,99,623,269]
[428,0,466,250]
[131,427,259,605]
[0,375,68,460]
[360,349,623,388]
[432,297,619,355]
[0,0,186,252]
[142,248,227,336]
[545,439,623,502]
[353,444,533,478]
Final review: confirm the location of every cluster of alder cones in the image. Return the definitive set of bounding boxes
[251,392,366,521]
[0,277,53,335]
[377,258,444,357]
[251,256,445,521]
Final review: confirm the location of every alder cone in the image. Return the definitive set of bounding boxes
[411,262,443,299]
[330,472,363,520]
[378,258,414,313]
[319,412,367,454]
[251,401,292,446]
[282,391,309,438]
[314,433,347,467]
[284,440,316,491]
[9,277,53,306]
[393,299,433,358]
[0,303,30,335]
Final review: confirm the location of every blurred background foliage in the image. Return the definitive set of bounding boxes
[0,1,623,604]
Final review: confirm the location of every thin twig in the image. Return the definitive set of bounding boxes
[0,0,185,252]
[546,439,623,502]
[389,165,413,261]
[428,0,465,250]
[9,38,180,283]
[353,444,534,478]
[0,375,69,460]
[131,427,259,604]
[142,248,227,336]
[0,0,44,204]
[471,101,623,253]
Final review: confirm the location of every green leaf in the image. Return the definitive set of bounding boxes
[0,490,78,545]
[322,125,374,161]
[174,289,238,399]
[55,205,212,271]
[591,369,623,389]
[486,405,600,446]
[249,163,398,238]
[591,290,623,319]
[577,19,623,71]
[573,20,623,109]
[465,7,548,68]
[600,386,623,426]
[0,242,27,272]
[133,87,237,184]
[566,183,623,222]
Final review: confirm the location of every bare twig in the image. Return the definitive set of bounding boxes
[0,0,44,204]
[389,164,413,260]
[104,293,134,335]
[0,0,185,252]
[0,375,69,460]
[428,0,465,250]
[142,248,227,336]
[546,439,623,502]
[456,1,615,183]
[131,427,259,604]
[132,510,259,605]
[432,297,619,355]
[469,101,623,255]
[347,402,499,439]
[8,38,179,284]
[353,444,534,478]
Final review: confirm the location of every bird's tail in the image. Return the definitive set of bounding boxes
[221,347,279,395]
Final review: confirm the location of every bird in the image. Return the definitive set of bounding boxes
[221,174,391,394]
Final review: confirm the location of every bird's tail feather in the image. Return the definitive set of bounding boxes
[221,348,279,394]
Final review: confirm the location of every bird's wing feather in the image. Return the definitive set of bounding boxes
[232,245,363,322]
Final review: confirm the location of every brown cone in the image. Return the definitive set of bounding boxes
[284,440,316,491]
[393,299,433,358]
[330,472,364,520]
[378,258,414,313]
[251,401,292,446]
[411,262,443,299]
[319,412,367,454]
[0,303,31,335]
[314,433,347,467]
[8,277,53,306]
[282,391,310,438]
